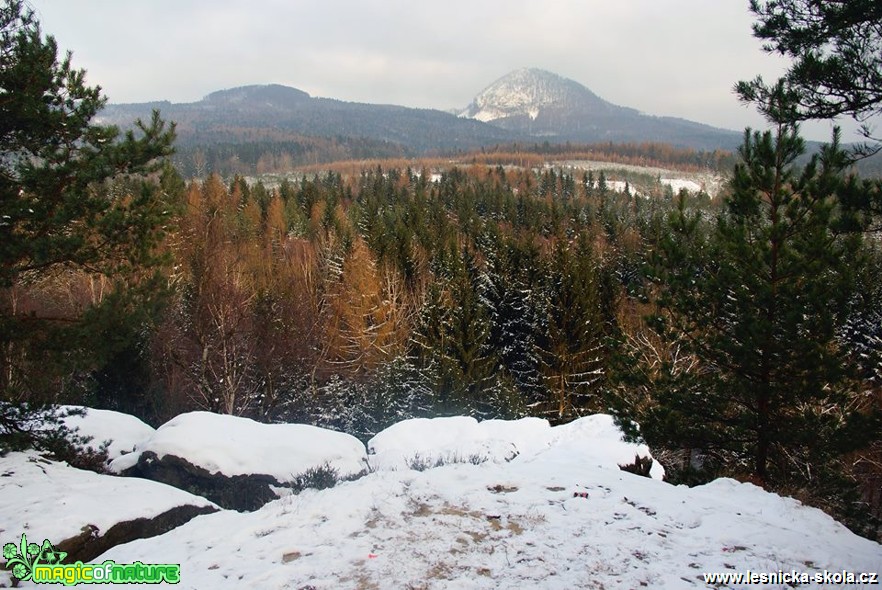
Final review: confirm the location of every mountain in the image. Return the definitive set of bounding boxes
[97,84,519,153]
[97,73,743,161]
[459,68,741,149]
[203,84,311,107]
[460,68,625,123]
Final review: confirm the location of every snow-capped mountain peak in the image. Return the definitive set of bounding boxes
[459,68,614,123]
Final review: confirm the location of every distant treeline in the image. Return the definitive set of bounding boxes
[172,136,740,178]
[172,136,407,178]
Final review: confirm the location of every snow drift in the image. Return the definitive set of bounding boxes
[2,408,879,589]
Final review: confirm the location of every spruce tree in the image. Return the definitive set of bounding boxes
[485,242,543,405]
[535,235,605,420]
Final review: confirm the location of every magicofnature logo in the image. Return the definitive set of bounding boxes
[3,533,180,585]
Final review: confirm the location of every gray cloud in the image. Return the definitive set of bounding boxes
[28,0,865,142]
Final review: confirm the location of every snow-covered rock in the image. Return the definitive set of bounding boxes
[367,414,662,479]
[367,416,522,470]
[541,414,665,479]
[110,411,367,479]
[109,412,368,511]
[60,406,155,461]
[0,452,217,576]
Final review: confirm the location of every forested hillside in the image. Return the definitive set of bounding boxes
[11,154,878,537]
[117,166,680,428]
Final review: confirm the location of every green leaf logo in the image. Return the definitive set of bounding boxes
[2,533,64,582]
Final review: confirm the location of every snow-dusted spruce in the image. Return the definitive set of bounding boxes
[110,411,368,511]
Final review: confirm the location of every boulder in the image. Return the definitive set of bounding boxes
[59,406,156,462]
[110,412,368,511]
[55,504,217,563]
[0,452,218,576]
[118,451,280,512]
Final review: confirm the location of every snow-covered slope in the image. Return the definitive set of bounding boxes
[459,68,618,123]
[99,444,880,589]
[4,409,880,588]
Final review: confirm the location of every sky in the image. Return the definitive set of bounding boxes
[26,0,868,142]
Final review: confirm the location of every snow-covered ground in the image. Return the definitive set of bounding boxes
[661,178,704,194]
[0,451,216,586]
[554,159,726,198]
[2,409,880,589]
[100,448,880,589]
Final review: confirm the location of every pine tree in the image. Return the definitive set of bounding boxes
[0,1,175,450]
[737,0,882,139]
[640,119,874,486]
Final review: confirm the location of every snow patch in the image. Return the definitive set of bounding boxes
[469,108,505,123]
[661,178,703,194]
[0,452,216,548]
[607,180,641,197]
[368,414,662,479]
[60,406,155,461]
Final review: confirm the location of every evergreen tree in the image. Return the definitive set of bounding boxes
[485,240,543,405]
[838,246,882,394]
[441,248,496,414]
[412,248,501,416]
[535,236,605,420]
[737,0,882,138]
[0,1,175,449]
[637,119,875,486]
[597,170,609,194]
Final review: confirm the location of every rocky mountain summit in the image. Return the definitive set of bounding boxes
[460,67,625,123]
[459,68,740,148]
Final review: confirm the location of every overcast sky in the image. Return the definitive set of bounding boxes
[27,0,866,142]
